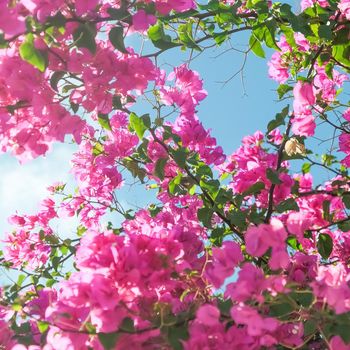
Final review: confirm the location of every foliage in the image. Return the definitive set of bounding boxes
[0,0,349,349]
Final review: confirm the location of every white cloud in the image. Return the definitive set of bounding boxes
[0,143,75,234]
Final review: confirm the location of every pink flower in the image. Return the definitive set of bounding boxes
[339,0,350,20]
[0,2,26,38]
[3,229,51,270]
[287,212,313,240]
[294,33,310,51]
[268,52,289,83]
[339,133,350,154]
[268,128,283,145]
[205,241,243,288]
[226,263,266,302]
[300,0,329,10]
[160,65,207,114]
[196,304,220,326]
[245,218,289,270]
[132,10,157,31]
[312,265,350,314]
[155,0,195,14]
[231,304,279,337]
[74,0,99,16]
[275,323,304,348]
[22,0,65,22]
[343,108,350,122]
[291,112,316,137]
[330,336,350,350]
[293,81,315,115]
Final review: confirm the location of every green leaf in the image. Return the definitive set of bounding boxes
[266,168,282,185]
[98,113,112,131]
[318,24,332,40]
[0,33,8,49]
[198,207,213,228]
[50,71,66,91]
[52,256,61,271]
[317,233,333,259]
[46,279,57,287]
[112,95,123,110]
[141,114,151,128]
[277,84,293,100]
[47,12,66,27]
[213,32,228,46]
[200,179,220,199]
[333,27,350,45]
[343,194,350,209]
[289,291,314,307]
[242,182,265,196]
[333,323,350,343]
[280,24,297,48]
[119,317,135,333]
[322,200,331,221]
[167,324,189,350]
[263,22,280,51]
[287,236,302,250]
[168,173,182,194]
[269,303,294,317]
[304,320,317,336]
[19,35,47,72]
[37,321,49,333]
[154,158,168,180]
[123,158,146,183]
[210,226,225,244]
[276,198,299,213]
[148,22,165,41]
[228,210,247,230]
[302,162,311,174]
[249,35,265,58]
[98,332,120,350]
[178,22,201,50]
[148,22,177,50]
[16,274,26,287]
[331,313,350,343]
[325,62,334,79]
[172,149,187,168]
[129,112,147,139]
[217,299,233,315]
[195,164,213,178]
[109,26,128,53]
[267,106,289,132]
[107,7,130,21]
[332,44,350,68]
[73,23,97,54]
[93,142,104,156]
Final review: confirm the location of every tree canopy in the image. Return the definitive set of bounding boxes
[0,0,350,349]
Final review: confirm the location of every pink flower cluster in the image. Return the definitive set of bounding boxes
[223,131,293,206]
[3,197,57,269]
[0,0,350,348]
[0,52,85,162]
[0,0,195,39]
[63,112,138,228]
[338,0,350,19]
[36,195,209,348]
[268,34,310,84]
[185,302,303,349]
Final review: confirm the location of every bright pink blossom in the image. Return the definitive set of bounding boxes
[245,218,289,270]
[205,241,243,288]
[231,304,279,337]
[132,10,157,31]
